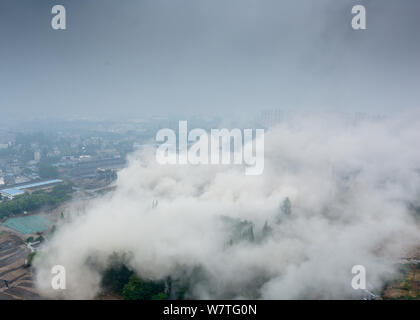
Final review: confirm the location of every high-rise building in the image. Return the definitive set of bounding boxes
[34,151,41,162]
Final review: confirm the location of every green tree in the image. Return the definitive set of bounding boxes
[261,221,272,239]
[0,184,73,219]
[102,264,133,294]
[276,198,292,224]
[122,275,143,300]
[281,198,292,216]
[26,252,36,266]
[122,275,166,300]
[38,162,59,179]
[26,237,35,243]
[151,292,169,300]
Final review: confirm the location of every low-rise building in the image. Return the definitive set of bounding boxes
[0,188,25,200]
[0,179,63,199]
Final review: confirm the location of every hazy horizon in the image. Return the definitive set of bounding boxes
[1,0,420,120]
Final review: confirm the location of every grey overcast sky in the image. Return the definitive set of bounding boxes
[0,0,419,120]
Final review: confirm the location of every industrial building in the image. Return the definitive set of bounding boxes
[0,179,63,200]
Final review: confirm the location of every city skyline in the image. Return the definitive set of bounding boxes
[1,0,420,120]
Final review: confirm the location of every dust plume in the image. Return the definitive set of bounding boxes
[34,112,420,299]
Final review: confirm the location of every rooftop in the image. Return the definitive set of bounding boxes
[0,188,25,197]
[15,179,62,190]
[0,179,63,198]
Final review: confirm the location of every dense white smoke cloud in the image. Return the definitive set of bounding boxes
[34,112,420,299]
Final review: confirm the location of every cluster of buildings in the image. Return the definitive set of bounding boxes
[0,116,224,200]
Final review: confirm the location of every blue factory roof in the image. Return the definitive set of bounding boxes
[0,179,63,197]
[15,179,63,190]
[0,188,25,197]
